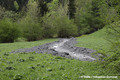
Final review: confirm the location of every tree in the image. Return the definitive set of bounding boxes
[98,0,119,25]
[16,0,29,11]
[19,1,44,41]
[75,0,105,35]
[97,0,120,73]
[0,0,28,12]
[68,0,76,19]
[43,0,78,38]
[38,0,48,16]
[56,16,78,38]
[75,0,92,35]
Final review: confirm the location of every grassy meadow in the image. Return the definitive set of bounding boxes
[0,28,119,80]
[76,28,111,55]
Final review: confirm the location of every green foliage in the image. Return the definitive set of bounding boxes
[2,0,120,42]
[56,16,78,38]
[15,37,27,42]
[44,1,78,38]
[42,15,58,38]
[75,0,91,35]
[0,6,5,18]
[89,17,104,31]
[0,0,28,11]
[91,0,100,17]
[47,0,59,11]
[38,0,48,16]
[107,21,120,42]
[99,0,119,25]
[106,21,120,54]
[14,1,19,11]
[106,0,120,16]
[100,21,120,73]
[75,0,104,35]
[22,21,44,41]
[68,0,76,19]
[42,0,60,38]
[19,1,44,41]
[75,10,92,34]
[0,19,20,43]
[0,6,18,19]
[100,51,120,73]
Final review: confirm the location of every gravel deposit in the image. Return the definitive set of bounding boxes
[11,38,101,61]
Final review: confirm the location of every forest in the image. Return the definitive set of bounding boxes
[0,0,120,43]
[0,0,120,80]
[0,0,119,42]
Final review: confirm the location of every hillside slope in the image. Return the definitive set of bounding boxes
[0,28,119,80]
[76,28,111,54]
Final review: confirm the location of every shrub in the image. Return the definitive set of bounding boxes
[15,37,27,42]
[101,21,120,73]
[102,52,120,73]
[0,18,20,43]
[42,15,78,38]
[55,16,78,38]
[42,15,58,38]
[21,20,44,41]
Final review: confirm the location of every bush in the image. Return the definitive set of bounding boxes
[102,52,120,73]
[42,15,78,38]
[101,21,120,73]
[0,18,20,43]
[15,37,27,42]
[55,16,78,38]
[19,17,44,41]
[42,15,58,38]
[23,22,44,41]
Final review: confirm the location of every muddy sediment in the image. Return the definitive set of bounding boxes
[11,38,101,61]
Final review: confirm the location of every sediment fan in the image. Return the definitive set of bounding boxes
[11,38,102,61]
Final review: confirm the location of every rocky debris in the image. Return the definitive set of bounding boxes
[11,38,101,61]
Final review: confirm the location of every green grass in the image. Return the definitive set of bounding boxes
[0,29,120,80]
[0,52,113,80]
[76,28,111,55]
[0,38,57,53]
